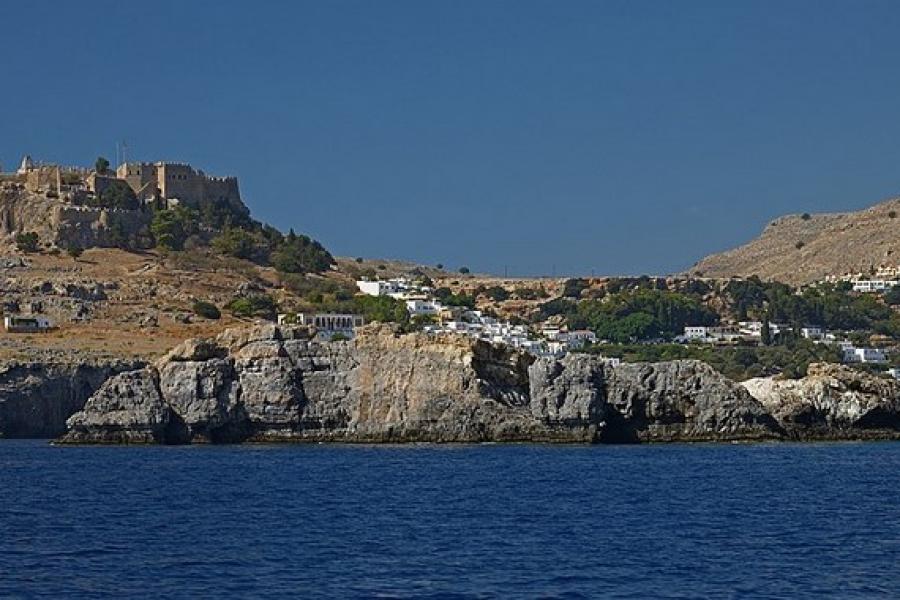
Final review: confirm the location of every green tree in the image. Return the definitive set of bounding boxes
[15,231,39,253]
[352,295,409,324]
[150,207,196,251]
[192,300,221,320]
[66,245,83,261]
[95,156,110,174]
[760,319,772,346]
[106,221,129,249]
[91,180,138,210]
[483,286,510,302]
[227,294,277,319]
[562,278,590,299]
[885,285,900,306]
[270,230,334,274]
[459,266,470,274]
[211,226,258,260]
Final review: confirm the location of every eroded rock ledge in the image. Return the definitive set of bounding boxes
[742,363,900,440]
[0,357,144,438]
[58,323,792,444]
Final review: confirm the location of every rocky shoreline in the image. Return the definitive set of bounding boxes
[0,355,144,438]
[41,323,900,445]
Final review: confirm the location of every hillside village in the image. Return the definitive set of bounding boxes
[3,153,900,380]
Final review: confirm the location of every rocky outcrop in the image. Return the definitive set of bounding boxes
[604,361,782,442]
[59,324,783,444]
[0,357,144,438]
[742,363,900,440]
[0,187,153,250]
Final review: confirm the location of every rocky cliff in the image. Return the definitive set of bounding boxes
[742,363,900,440]
[0,356,144,438]
[0,185,152,250]
[59,324,783,444]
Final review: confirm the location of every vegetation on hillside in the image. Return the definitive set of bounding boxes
[725,277,900,335]
[581,338,841,381]
[539,287,718,344]
[90,180,139,210]
[15,232,40,253]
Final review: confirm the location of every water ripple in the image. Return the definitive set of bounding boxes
[2,440,900,598]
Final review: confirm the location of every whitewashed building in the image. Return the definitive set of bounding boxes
[278,312,364,341]
[841,344,888,364]
[561,330,598,349]
[356,280,400,297]
[3,315,54,333]
[800,326,824,340]
[852,280,899,293]
[405,299,443,317]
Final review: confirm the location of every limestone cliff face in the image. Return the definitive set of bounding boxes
[0,358,144,438]
[0,187,152,249]
[60,324,782,444]
[742,363,900,439]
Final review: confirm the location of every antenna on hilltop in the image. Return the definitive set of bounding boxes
[115,140,128,168]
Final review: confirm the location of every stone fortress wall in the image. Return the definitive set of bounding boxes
[1,155,246,250]
[116,161,243,213]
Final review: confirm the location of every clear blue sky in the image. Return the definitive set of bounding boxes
[4,1,900,276]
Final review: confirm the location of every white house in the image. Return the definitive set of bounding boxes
[3,315,54,333]
[852,280,899,293]
[356,280,400,297]
[842,345,888,364]
[737,321,787,338]
[683,326,711,340]
[405,299,442,317]
[563,330,597,349]
[278,312,364,341]
[800,326,824,340]
[682,326,743,343]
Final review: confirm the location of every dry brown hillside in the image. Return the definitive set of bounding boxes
[0,245,551,362]
[687,197,900,285]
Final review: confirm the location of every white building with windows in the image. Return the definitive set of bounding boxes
[681,325,744,343]
[561,330,598,349]
[841,344,888,364]
[3,315,54,333]
[405,299,443,317]
[852,280,899,293]
[800,326,824,340]
[356,280,400,297]
[277,312,364,341]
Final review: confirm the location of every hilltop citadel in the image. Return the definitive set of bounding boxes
[0,155,249,250]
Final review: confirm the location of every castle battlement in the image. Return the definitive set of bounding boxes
[116,159,244,212]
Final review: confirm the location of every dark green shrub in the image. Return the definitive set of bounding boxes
[15,232,39,253]
[192,300,221,320]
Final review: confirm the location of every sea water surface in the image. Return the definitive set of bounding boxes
[2,440,900,598]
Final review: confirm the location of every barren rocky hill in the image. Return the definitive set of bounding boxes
[687,197,900,285]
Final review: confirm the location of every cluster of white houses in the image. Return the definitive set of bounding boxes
[679,322,825,344]
[419,310,601,358]
[680,321,889,365]
[355,278,598,357]
[824,266,900,293]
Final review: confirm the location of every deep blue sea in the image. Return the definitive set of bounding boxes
[2,441,900,599]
